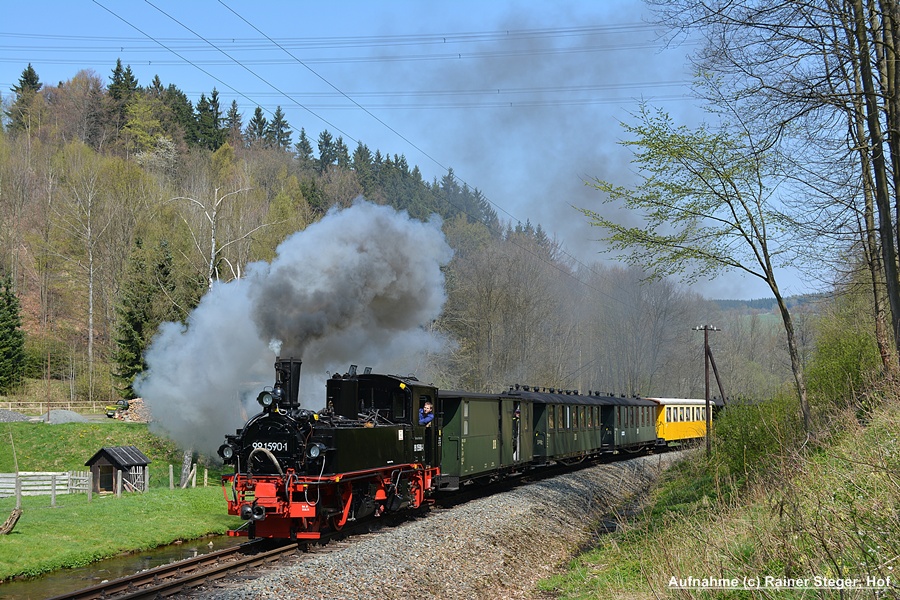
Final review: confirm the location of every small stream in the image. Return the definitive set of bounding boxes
[0,534,242,599]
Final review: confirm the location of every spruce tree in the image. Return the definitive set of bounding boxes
[112,240,188,398]
[245,106,268,147]
[0,276,25,395]
[108,58,139,127]
[224,100,243,147]
[317,129,336,173]
[265,106,292,150]
[294,127,314,164]
[6,63,43,134]
[163,84,197,146]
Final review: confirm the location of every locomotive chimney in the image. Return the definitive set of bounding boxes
[274,357,302,408]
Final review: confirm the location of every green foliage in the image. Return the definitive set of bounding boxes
[711,395,803,481]
[5,63,43,134]
[580,104,786,284]
[122,94,162,154]
[265,105,292,150]
[107,59,139,133]
[0,276,25,394]
[0,421,237,580]
[22,335,72,380]
[295,127,314,166]
[0,421,225,490]
[113,239,191,399]
[245,105,267,147]
[161,82,197,147]
[194,88,225,151]
[0,487,239,580]
[805,289,881,410]
[317,129,336,172]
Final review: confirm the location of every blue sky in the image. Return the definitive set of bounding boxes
[1,0,802,300]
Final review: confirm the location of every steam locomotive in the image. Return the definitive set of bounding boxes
[218,358,720,540]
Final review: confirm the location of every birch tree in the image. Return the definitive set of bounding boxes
[580,105,812,430]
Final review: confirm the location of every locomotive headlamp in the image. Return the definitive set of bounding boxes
[307,442,327,459]
[257,391,274,408]
[218,443,237,461]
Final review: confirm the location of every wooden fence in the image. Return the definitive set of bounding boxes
[0,471,91,498]
[0,401,100,415]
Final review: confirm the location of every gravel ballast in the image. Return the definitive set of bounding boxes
[40,409,89,424]
[0,409,30,422]
[202,452,682,600]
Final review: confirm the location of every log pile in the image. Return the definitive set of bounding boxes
[114,398,151,423]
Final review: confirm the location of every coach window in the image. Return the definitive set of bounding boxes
[463,401,469,435]
[573,405,579,428]
[548,405,555,430]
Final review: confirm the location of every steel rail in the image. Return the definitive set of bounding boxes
[45,539,295,600]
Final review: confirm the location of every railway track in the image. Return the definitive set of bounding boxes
[45,539,299,600]
[43,450,666,599]
[44,512,418,600]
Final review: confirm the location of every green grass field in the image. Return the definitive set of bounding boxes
[0,487,240,580]
[0,421,239,581]
[1,421,226,488]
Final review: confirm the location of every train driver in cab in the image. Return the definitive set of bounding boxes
[419,401,435,427]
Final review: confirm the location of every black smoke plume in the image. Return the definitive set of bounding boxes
[135,200,453,455]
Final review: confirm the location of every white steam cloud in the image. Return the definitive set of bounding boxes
[135,200,454,455]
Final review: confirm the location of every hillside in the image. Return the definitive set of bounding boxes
[540,395,900,597]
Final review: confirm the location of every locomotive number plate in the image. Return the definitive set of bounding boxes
[252,440,290,453]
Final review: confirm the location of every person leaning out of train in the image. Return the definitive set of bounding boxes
[419,401,435,427]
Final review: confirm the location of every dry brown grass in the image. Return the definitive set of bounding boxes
[541,400,900,599]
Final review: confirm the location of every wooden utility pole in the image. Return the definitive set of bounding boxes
[693,325,720,456]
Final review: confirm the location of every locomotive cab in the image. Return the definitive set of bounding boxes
[325,370,441,470]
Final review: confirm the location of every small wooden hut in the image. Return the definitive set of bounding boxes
[85,446,151,493]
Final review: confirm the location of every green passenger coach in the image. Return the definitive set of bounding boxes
[434,387,658,491]
[436,391,533,491]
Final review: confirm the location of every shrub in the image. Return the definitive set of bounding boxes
[711,392,803,482]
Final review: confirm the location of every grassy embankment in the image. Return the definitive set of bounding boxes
[539,397,900,599]
[0,422,240,581]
